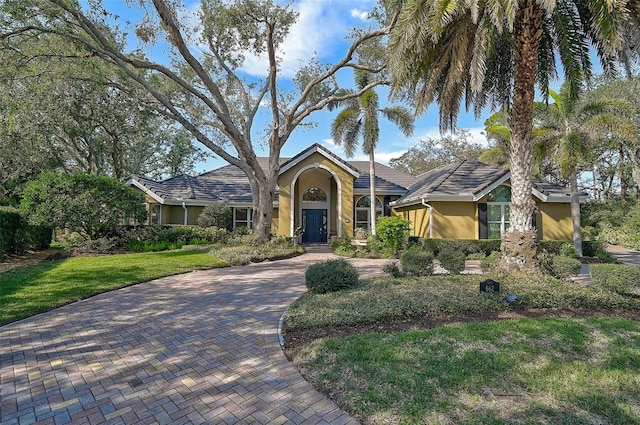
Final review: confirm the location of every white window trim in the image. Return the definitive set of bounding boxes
[233,207,253,229]
[487,202,510,239]
[355,195,383,230]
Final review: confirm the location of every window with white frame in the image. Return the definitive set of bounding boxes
[355,195,383,230]
[234,208,252,228]
[149,204,161,225]
[487,186,511,239]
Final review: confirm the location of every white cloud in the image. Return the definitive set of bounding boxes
[320,138,339,148]
[350,8,369,20]
[240,0,373,78]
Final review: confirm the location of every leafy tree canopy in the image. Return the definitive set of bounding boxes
[0,0,394,242]
[0,30,207,204]
[20,172,147,240]
[389,129,485,175]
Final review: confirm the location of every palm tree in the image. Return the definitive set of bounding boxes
[538,82,637,256]
[387,0,635,272]
[329,71,414,238]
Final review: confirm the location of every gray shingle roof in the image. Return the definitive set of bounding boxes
[349,161,416,192]
[395,160,572,205]
[132,148,415,204]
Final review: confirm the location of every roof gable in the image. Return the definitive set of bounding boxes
[279,143,360,178]
[393,160,573,206]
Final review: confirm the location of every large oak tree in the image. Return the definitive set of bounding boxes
[1,0,393,242]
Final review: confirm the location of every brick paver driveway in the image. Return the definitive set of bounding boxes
[1,249,385,424]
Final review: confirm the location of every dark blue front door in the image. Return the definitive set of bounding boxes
[302,209,327,243]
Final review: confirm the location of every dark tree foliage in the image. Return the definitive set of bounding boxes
[20,172,147,239]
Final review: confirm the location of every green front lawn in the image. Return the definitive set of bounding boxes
[284,272,640,424]
[294,317,640,425]
[0,250,226,325]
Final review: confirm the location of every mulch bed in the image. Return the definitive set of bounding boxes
[0,249,69,274]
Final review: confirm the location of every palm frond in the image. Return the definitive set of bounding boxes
[330,107,361,157]
[379,105,415,137]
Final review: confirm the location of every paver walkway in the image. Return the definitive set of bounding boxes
[2,247,385,425]
[607,244,640,266]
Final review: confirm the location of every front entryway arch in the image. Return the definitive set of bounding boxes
[290,163,344,239]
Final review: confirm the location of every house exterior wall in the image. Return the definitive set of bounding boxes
[431,202,477,239]
[537,202,572,241]
[393,206,430,237]
[278,152,355,238]
[394,200,572,241]
[271,208,279,234]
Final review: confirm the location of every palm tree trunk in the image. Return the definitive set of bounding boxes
[369,151,377,238]
[569,171,583,257]
[500,0,543,273]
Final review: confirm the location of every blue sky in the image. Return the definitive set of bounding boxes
[108,0,493,173]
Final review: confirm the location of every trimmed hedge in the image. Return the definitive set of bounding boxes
[421,239,501,256]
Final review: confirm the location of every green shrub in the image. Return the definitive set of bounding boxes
[582,240,605,257]
[400,249,434,276]
[591,264,640,295]
[285,274,640,332]
[376,216,411,251]
[537,252,582,279]
[20,172,146,240]
[481,251,501,272]
[196,203,232,229]
[66,236,118,253]
[200,226,230,244]
[422,239,501,256]
[0,206,52,259]
[551,255,582,279]
[560,243,578,258]
[0,207,21,258]
[596,250,616,262]
[538,240,569,255]
[437,247,466,274]
[120,225,230,248]
[231,226,252,237]
[382,261,404,278]
[212,242,303,266]
[305,258,359,293]
[536,251,554,275]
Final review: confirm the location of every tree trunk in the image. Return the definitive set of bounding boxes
[247,161,278,244]
[592,165,601,202]
[500,0,542,273]
[628,146,640,196]
[619,144,627,202]
[569,171,583,257]
[369,151,377,238]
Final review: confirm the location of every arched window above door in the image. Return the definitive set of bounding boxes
[302,187,327,203]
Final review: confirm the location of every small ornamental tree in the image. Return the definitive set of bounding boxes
[197,203,232,229]
[20,172,147,239]
[376,216,411,251]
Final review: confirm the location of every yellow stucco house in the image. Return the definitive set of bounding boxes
[129,144,576,243]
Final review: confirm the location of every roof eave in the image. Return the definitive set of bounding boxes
[279,144,360,178]
[128,178,165,204]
